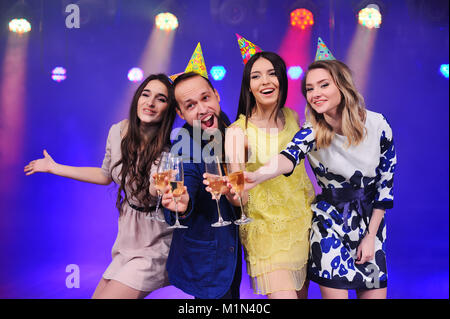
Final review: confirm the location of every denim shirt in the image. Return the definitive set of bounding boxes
[164,120,240,299]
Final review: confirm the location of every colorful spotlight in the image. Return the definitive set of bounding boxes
[51,67,67,82]
[290,8,314,30]
[8,18,31,34]
[287,66,303,80]
[358,4,382,29]
[440,64,449,79]
[127,67,144,82]
[155,12,179,31]
[210,66,226,81]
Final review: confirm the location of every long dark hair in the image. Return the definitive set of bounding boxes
[113,73,176,214]
[236,51,288,127]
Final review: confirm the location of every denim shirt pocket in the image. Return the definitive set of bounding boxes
[179,236,217,284]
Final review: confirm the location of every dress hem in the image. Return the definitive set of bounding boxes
[249,264,308,295]
[308,273,387,290]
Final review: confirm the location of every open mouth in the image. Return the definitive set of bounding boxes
[314,100,326,106]
[142,108,157,115]
[201,114,215,128]
[260,88,275,96]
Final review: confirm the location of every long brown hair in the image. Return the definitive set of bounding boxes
[302,60,367,149]
[113,74,176,214]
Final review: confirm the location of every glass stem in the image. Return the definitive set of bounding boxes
[154,194,166,222]
[155,194,161,214]
[174,198,180,225]
[238,195,245,219]
[215,198,223,222]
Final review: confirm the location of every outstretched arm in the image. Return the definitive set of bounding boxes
[24,149,112,185]
[222,126,249,206]
[244,154,294,190]
[245,124,316,190]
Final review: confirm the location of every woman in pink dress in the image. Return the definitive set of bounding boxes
[24,73,176,299]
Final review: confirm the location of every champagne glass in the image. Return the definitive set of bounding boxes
[226,157,252,225]
[205,156,231,227]
[150,152,172,222]
[167,156,188,229]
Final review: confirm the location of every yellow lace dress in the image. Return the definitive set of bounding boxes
[232,107,315,295]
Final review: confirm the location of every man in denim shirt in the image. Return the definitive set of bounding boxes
[162,72,241,299]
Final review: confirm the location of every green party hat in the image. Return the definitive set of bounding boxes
[315,37,336,61]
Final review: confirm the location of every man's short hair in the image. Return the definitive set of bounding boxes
[173,72,216,110]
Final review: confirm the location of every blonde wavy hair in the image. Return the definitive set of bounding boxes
[301,60,367,149]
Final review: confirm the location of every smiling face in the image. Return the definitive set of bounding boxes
[137,79,170,124]
[174,75,221,131]
[305,68,342,116]
[249,57,280,109]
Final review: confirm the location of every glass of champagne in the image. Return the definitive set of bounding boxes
[205,156,231,227]
[226,158,252,225]
[151,152,172,222]
[167,155,188,229]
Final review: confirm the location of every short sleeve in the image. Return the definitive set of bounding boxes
[101,125,115,179]
[374,115,396,210]
[280,122,316,176]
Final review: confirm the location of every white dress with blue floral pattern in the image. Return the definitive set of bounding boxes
[281,110,396,290]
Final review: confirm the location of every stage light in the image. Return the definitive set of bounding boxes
[440,64,449,79]
[51,67,67,82]
[358,4,382,29]
[210,66,226,81]
[290,8,314,30]
[287,66,303,80]
[127,67,144,82]
[155,12,179,31]
[8,18,31,34]
[6,0,33,34]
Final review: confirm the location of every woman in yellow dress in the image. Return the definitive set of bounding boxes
[225,51,315,299]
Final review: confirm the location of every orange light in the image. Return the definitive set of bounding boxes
[290,8,314,30]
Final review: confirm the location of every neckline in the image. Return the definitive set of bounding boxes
[332,110,369,138]
[243,108,289,137]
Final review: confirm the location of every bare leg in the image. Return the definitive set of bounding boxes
[268,290,298,299]
[92,277,110,299]
[356,288,387,299]
[296,280,310,299]
[92,279,150,299]
[320,285,349,299]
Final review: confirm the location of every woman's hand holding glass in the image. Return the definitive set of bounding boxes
[226,160,252,225]
[149,152,172,221]
[163,156,188,229]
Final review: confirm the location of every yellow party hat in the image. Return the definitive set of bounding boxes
[184,42,208,79]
